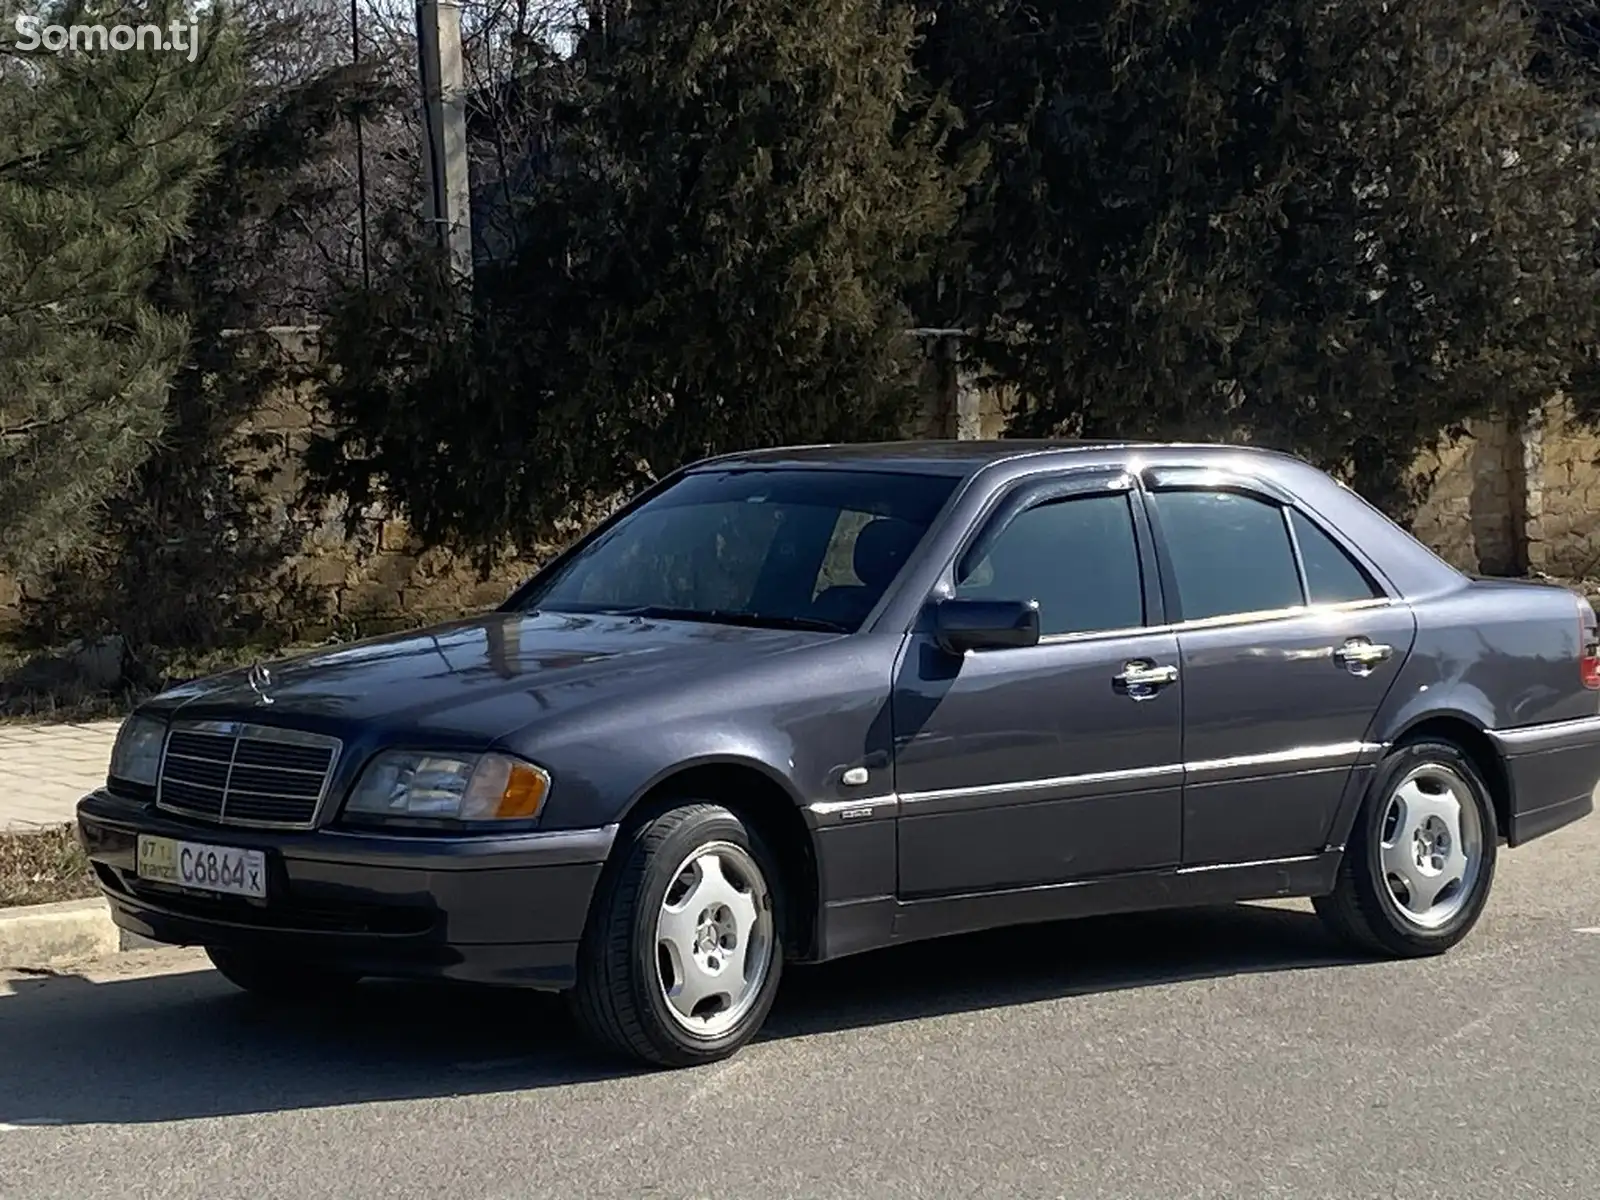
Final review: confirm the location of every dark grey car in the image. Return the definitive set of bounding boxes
[77,441,1600,1066]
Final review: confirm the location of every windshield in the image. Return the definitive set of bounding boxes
[519,468,960,632]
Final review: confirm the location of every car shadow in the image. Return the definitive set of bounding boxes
[764,900,1368,1037]
[0,901,1373,1128]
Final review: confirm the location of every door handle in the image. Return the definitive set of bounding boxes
[1332,638,1393,675]
[1113,660,1179,699]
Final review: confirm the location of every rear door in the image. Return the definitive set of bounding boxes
[1139,467,1418,867]
[893,469,1185,896]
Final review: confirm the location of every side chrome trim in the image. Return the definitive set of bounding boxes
[900,762,1185,811]
[1175,852,1324,875]
[1028,597,1398,649]
[1487,714,1600,755]
[897,740,1386,817]
[1185,740,1384,784]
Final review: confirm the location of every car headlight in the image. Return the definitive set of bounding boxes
[342,750,550,824]
[108,715,167,787]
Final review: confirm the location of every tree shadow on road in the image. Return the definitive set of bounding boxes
[0,901,1374,1127]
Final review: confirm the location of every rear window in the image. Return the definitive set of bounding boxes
[1290,509,1383,604]
[1149,490,1304,621]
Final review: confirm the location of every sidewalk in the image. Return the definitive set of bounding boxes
[0,720,123,831]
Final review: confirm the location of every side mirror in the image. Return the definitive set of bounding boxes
[932,598,1041,655]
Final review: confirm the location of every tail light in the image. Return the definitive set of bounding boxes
[1580,596,1600,690]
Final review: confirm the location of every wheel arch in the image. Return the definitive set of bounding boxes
[1315,708,1507,958]
[1386,712,1511,843]
[611,756,822,961]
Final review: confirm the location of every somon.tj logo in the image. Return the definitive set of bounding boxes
[13,10,200,61]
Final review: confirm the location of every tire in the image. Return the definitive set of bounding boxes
[205,947,362,1002]
[1314,738,1499,958]
[569,802,786,1068]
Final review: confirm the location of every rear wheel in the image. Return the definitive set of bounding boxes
[205,947,361,1002]
[1314,738,1498,957]
[570,802,785,1068]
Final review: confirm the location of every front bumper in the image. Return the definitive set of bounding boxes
[76,789,616,990]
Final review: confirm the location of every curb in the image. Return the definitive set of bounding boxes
[0,896,143,970]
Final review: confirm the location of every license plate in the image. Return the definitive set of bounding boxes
[136,835,267,900]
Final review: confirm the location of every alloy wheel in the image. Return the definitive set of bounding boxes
[653,840,775,1039]
[1376,762,1484,930]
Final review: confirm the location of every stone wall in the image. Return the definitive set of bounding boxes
[1407,399,1600,581]
[1408,416,1526,576]
[241,334,537,627]
[4,337,1598,639]
[1527,403,1600,579]
[0,328,538,640]
[0,573,18,629]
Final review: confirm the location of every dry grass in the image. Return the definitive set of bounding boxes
[0,824,98,908]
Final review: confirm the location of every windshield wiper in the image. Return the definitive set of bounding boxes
[594,606,849,634]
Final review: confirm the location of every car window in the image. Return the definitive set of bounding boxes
[1150,490,1304,621]
[1290,509,1382,604]
[558,498,786,614]
[954,493,1144,636]
[522,468,959,632]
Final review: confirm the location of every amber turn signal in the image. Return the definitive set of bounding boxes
[458,753,551,822]
[494,761,550,819]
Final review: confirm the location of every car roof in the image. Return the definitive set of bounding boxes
[687,439,1305,478]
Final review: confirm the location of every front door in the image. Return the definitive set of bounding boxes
[1140,479,1418,867]
[893,471,1185,897]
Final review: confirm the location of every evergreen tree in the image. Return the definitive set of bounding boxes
[0,1,241,577]
[921,0,1600,518]
[38,4,404,649]
[310,0,973,555]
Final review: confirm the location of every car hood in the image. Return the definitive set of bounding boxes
[150,609,836,742]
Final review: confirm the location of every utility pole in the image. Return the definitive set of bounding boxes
[906,328,980,439]
[954,354,981,440]
[417,0,473,282]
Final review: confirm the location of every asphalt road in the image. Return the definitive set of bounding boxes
[4,819,1599,1200]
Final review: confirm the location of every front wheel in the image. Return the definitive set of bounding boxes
[570,802,785,1068]
[1314,738,1498,957]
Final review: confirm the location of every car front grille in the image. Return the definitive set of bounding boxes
[155,721,343,830]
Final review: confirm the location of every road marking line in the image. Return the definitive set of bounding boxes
[1575,927,1600,934]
